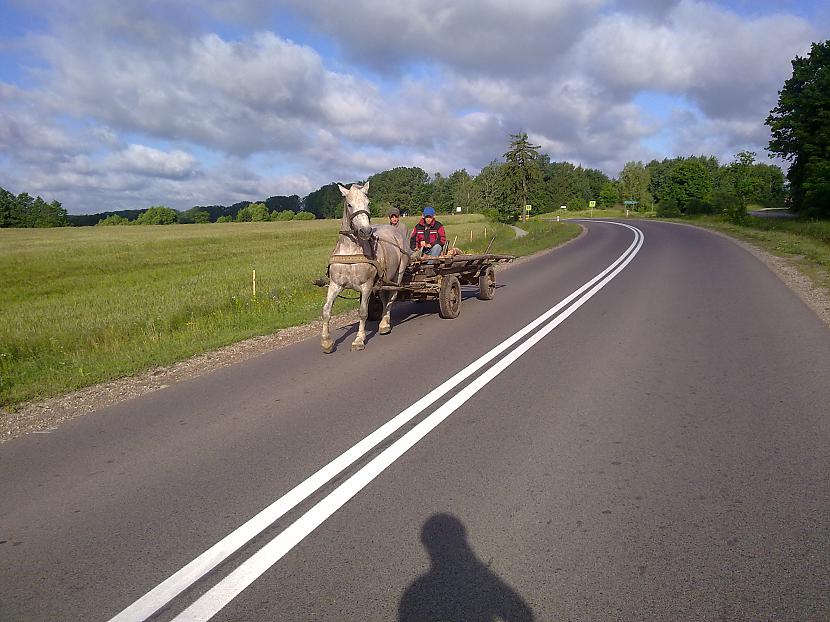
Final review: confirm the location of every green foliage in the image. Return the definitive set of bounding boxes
[502,132,542,221]
[766,40,830,218]
[97,214,129,226]
[655,198,681,217]
[618,161,652,210]
[236,202,269,222]
[273,209,295,221]
[598,182,620,208]
[0,187,69,228]
[712,190,747,224]
[193,210,210,223]
[136,206,178,225]
[294,211,315,220]
[303,183,343,219]
[216,215,234,223]
[367,167,430,216]
[685,198,716,215]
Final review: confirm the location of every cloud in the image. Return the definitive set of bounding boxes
[0,0,819,213]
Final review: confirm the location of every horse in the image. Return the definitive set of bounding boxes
[321,182,410,353]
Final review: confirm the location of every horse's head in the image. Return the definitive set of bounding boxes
[338,182,373,241]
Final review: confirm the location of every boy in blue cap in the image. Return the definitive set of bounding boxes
[409,206,446,256]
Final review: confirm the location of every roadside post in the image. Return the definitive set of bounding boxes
[589,199,596,218]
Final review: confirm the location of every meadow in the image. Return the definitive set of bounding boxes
[0,215,580,408]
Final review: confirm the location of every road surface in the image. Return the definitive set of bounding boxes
[1,220,828,621]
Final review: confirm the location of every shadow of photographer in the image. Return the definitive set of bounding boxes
[398,513,534,622]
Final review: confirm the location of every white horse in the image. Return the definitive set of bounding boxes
[321,182,409,353]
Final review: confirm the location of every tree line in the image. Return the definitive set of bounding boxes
[0,188,69,228]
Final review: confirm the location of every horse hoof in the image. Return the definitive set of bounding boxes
[351,342,365,352]
[322,342,334,354]
[379,326,391,335]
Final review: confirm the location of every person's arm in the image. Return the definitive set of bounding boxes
[437,224,447,247]
[409,225,418,250]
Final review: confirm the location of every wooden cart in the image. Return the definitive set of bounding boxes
[369,253,514,320]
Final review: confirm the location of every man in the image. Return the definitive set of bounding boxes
[387,207,406,234]
[410,206,446,256]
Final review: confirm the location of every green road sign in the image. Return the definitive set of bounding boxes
[623,200,639,205]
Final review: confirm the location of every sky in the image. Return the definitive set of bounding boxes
[0,0,827,215]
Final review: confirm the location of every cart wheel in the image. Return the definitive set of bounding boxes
[368,293,383,321]
[477,266,496,300]
[438,275,461,319]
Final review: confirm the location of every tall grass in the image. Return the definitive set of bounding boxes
[0,215,579,408]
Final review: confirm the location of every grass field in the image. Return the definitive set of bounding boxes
[0,215,580,408]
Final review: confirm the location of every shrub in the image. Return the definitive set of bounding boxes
[655,198,681,217]
[216,215,234,223]
[136,206,178,225]
[97,214,129,226]
[273,209,295,221]
[712,191,747,224]
[685,198,716,215]
[294,211,315,220]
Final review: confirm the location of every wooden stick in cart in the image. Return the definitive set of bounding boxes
[484,235,496,255]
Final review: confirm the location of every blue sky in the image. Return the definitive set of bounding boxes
[0,0,826,214]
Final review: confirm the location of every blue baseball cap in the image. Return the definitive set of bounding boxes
[423,206,435,216]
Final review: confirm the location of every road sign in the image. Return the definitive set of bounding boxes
[456,206,462,213]
[525,205,532,212]
[623,200,639,205]
[588,200,596,208]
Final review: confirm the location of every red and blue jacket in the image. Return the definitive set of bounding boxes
[410,218,447,250]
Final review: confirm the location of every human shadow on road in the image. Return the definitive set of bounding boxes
[398,513,534,622]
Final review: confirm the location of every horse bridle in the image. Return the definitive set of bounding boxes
[339,201,372,238]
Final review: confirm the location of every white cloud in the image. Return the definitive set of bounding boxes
[0,0,819,213]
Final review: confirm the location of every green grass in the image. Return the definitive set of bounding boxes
[0,215,579,408]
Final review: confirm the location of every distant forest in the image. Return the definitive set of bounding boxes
[0,150,790,228]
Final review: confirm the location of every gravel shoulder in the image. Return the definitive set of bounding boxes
[3,222,827,443]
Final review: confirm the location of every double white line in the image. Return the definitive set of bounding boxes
[110,221,644,622]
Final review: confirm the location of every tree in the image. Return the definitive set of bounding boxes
[617,161,652,211]
[503,132,542,221]
[766,40,830,217]
[193,210,210,223]
[668,159,714,210]
[598,182,620,208]
[136,206,178,225]
[367,167,430,216]
[237,202,269,222]
[304,183,345,219]
[723,151,762,215]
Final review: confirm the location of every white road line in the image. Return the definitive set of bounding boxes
[171,223,644,621]
[108,222,643,622]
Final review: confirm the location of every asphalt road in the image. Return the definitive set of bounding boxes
[2,220,829,621]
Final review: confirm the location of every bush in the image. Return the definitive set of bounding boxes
[97,214,129,226]
[712,191,747,224]
[481,208,501,223]
[685,198,716,215]
[273,209,295,221]
[216,215,234,223]
[655,198,681,217]
[294,211,315,220]
[136,206,178,225]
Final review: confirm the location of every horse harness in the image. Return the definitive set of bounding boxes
[329,201,401,288]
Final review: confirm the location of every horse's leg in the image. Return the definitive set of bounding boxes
[378,289,396,335]
[351,281,373,351]
[321,281,343,354]
[379,255,407,335]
